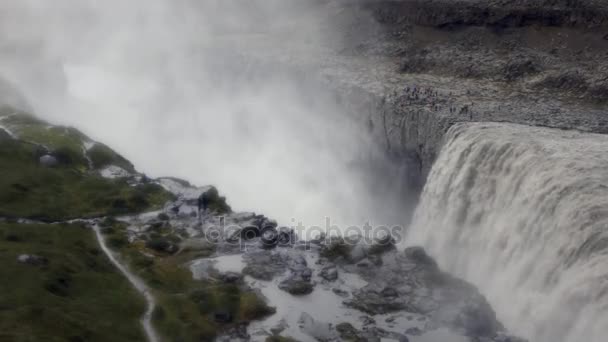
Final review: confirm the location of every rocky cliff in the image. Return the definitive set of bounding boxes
[218,0,608,180]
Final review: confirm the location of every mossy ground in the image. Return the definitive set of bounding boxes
[0,222,146,342]
[0,109,263,341]
[101,220,275,341]
[0,134,173,221]
[87,143,135,172]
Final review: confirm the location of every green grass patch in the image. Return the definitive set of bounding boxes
[0,222,146,342]
[87,143,135,172]
[1,109,89,169]
[0,137,174,221]
[104,223,274,342]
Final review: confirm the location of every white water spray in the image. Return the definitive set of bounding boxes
[409,122,608,342]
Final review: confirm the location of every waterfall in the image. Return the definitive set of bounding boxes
[409,122,608,342]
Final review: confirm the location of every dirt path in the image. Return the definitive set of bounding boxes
[92,224,160,342]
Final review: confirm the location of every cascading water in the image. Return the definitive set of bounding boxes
[408,122,608,342]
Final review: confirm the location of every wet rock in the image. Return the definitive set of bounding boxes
[226,215,277,242]
[360,315,376,326]
[260,227,279,249]
[368,234,396,256]
[145,237,178,254]
[278,277,314,295]
[336,322,367,342]
[242,251,288,281]
[279,254,314,295]
[405,327,422,336]
[490,332,529,342]
[39,154,58,167]
[270,318,288,335]
[342,247,505,339]
[220,272,243,284]
[157,212,170,221]
[457,301,503,337]
[320,237,353,262]
[404,246,438,269]
[320,265,338,281]
[216,323,249,342]
[356,259,372,268]
[298,312,336,341]
[332,288,349,297]
[381,287,399,298]
[277,227,297,246]
[346,284,410,314]
[214,311,233,323]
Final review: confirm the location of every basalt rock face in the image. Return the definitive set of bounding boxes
[360,0,608,29]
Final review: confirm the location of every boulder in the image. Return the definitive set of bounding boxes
[279,255,314,295]
[39,154,58,167]
[260,227,279,249]
[277,226,297,246]
[278,277,314,295]
[320,265,338,281]
[404,246,438,269]
[214,311,233,324]
[242,251,288,281]
[220,272,243,284]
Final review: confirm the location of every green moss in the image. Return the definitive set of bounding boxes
[106,231,273,342]
[0,137,174,221]
[0,107,46,126]
[8,117,90,169]
[0,222,146,342]
[87,143,135,172]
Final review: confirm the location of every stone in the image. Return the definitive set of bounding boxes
[242,251,288,281]
[277,227,297,246]
[320,265,338,281]
[278,276,314,295]
[336,322,367,342]
[332,288,349,297]
[404,246,438,269]
[39,154,58,167]
[214,311,233,323]
[381,287,399,298]
[260,227,278,249]
[405,327,422,336]
[17,254,48,266]
[220,272,243,283]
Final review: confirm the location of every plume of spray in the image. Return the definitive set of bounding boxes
[0,0,411,232]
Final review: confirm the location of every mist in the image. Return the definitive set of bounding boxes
[0,0,411,230]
